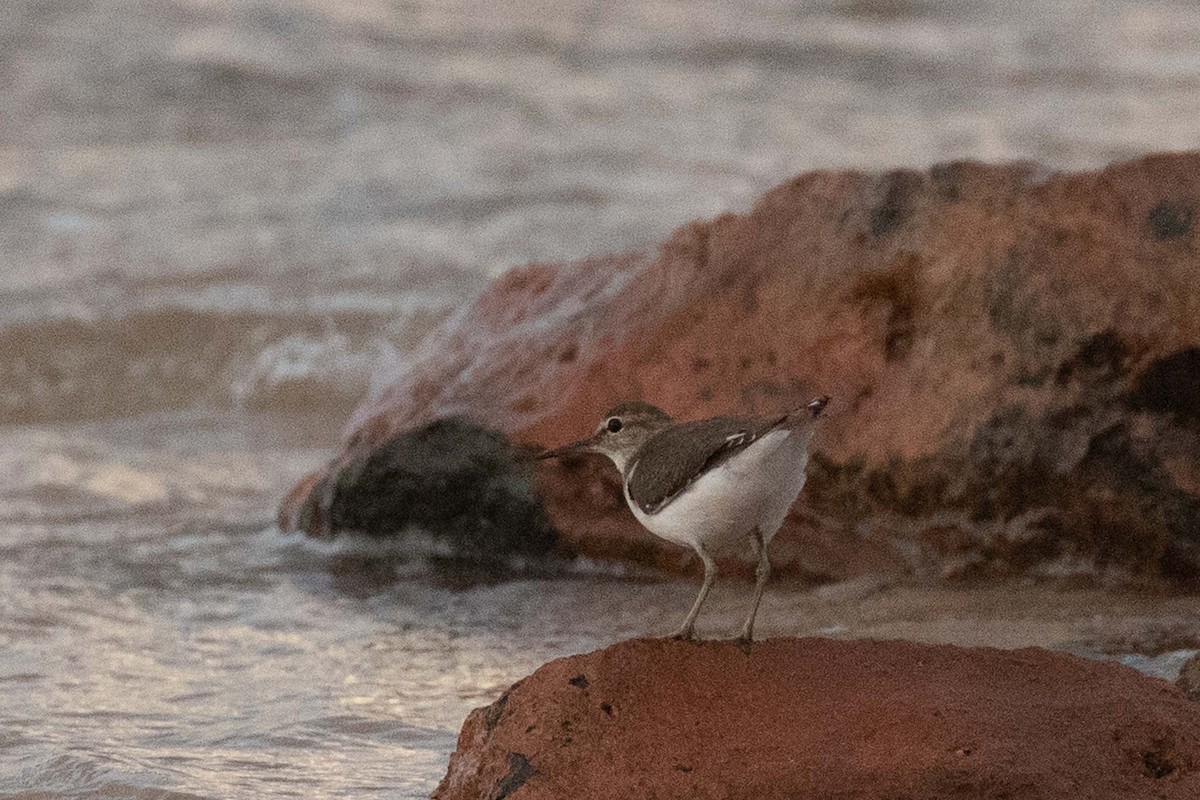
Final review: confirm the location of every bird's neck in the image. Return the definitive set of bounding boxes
[604,451,630,474]
[601,429,660,476]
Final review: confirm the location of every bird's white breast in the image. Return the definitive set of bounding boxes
[623,428,812,554]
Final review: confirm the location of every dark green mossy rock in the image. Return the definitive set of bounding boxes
[324,418,559,571]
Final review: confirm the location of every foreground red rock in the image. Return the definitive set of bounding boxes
[281,153,1200,585]
[435,637,1200,800]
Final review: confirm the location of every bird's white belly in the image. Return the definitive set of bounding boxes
[625,429,811,554]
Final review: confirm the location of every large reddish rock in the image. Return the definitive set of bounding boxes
[434,637,1200,800]
[280,153,1200,585]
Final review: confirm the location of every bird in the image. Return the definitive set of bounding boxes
[537,395,829,642]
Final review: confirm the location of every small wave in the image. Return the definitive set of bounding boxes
[3,752,212,799]
[272,523,574,590]
[270,524,658,590]
[0,424,314,528]
[1115,649,1199,682]
[0,281,467,425]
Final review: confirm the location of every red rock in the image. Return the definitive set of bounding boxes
[435,637,1200,800]
[1179,652,1200,702]
[281,153,1200,585]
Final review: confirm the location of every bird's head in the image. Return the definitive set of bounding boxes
[536,401,673,472]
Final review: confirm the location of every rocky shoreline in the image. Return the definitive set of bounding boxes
[280,152,1200,588]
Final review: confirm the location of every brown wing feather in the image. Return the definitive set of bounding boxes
[625,414,787,514]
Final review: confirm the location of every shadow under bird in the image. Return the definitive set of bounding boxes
[538,395,830,642]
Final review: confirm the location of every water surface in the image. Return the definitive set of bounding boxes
[5,0,1200,795]
[4,413,1198,796]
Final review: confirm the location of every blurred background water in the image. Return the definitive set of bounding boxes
[3,0,1200,796]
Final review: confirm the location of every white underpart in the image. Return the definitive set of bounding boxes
[621,428,813,555]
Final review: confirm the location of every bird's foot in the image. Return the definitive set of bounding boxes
[670,627,695,641]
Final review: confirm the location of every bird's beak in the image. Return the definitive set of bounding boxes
[535,433,602,460]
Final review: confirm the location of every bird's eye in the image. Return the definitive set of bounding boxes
[606,417,623,433]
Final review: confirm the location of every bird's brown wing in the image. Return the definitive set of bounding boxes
[624,414,787,515]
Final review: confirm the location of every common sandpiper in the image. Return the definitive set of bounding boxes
[538,395,829,642]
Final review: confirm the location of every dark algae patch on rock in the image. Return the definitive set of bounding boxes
[1147,200,1195,240]
[286,418,558,578]
[434,637,1200,800]
[1132,348,1200,422]
[869,169,920,236]
[492,753,534,800]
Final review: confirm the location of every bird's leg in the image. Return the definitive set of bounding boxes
[738,528,771,645]
[672,546,716,641]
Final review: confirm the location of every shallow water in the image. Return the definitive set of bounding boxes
[6,0,1200,796]
[4,412,1200,797]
